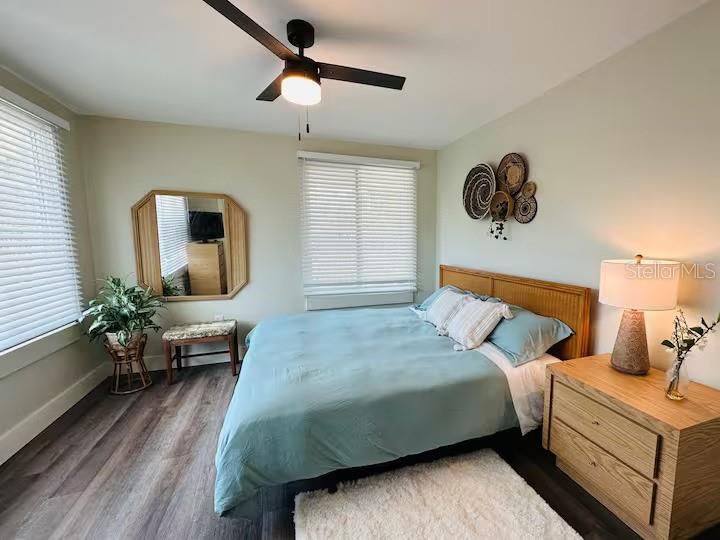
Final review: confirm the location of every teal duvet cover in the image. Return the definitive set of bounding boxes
[214,307,518,514]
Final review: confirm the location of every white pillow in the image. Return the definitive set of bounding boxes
[447,299,514,350]
[425,289,471,335]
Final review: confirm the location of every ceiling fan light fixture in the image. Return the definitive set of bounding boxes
[281,75,321,106]
[280,61,321,106]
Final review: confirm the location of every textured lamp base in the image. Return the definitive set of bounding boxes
[611,309,650,375]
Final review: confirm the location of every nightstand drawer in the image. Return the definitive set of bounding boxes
[553,382,659,478]
[550,419,656,526]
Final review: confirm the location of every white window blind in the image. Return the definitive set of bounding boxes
[300,153,418,305]
[156,195,189,277]
[0,96,82,352]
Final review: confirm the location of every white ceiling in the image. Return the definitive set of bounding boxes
[0,0,705,148]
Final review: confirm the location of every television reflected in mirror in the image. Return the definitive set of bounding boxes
[189,210,224,242]
[131,190,247,301]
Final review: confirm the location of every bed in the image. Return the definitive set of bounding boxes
[214,266,591,515]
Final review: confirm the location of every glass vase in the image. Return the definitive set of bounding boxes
[665,359,689,401]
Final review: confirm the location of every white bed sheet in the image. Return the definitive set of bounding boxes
[475,342,559,435]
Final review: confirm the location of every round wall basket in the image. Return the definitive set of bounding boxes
[521,181,537,198]
[463,163,495,219]
[489,191,514,221]
[514,194,538,224]
[496,153,527,196]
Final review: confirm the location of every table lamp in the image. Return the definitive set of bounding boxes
[599,255,680,375]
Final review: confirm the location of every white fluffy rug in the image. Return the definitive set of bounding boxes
[294,449,580,540]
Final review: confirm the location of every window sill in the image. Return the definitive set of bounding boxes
[305,291,414,311]
[0,323,84,380]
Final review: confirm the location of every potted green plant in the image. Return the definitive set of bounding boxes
[661,309,719,400]
[80,276,165,349]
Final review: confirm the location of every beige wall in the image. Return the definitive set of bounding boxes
[0,67,104,462]
[80,117,436,358]
[437,1,720,388]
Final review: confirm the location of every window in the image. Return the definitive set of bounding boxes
[299,152,418,309]
[0,93,82,352]
[156,194,189,277]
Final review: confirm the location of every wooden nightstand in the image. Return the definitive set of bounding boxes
[543,354,720,540]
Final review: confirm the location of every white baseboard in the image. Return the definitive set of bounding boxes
[0,362,110,466]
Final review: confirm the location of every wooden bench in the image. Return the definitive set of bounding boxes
[161,320,239,384]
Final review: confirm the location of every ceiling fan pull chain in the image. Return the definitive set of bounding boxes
[306,107,310,134]
[297,110,302,141]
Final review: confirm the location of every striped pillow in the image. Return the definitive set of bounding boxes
[425,289,471,335]
[447,299,514,350]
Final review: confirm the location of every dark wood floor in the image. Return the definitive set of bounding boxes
[0,364,716,539]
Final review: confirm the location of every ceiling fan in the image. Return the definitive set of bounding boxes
[202,0,406,106]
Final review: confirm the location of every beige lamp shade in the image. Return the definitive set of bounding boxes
[599,258,680,311]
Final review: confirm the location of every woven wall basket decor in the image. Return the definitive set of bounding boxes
[496,153,527,196]
[489,190,514,221]
[521,181,537,198]
[514,193,538,224]
[463,163,495,219]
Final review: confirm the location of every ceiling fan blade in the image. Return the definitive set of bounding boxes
[256,74,283,101]
[202,0,299,61]
[318,63,405,90]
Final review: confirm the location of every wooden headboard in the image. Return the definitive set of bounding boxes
[439,265,591,360]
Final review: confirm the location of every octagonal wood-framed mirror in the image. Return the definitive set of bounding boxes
[131,190,247,301]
